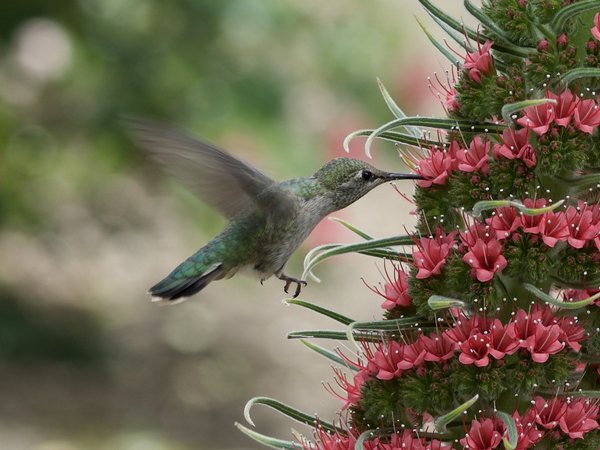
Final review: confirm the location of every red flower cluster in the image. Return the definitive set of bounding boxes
[461,398,599,450]
[415,148,454,188]
[486,200,600,250]
[355,306,583,382]
[517,89,600,135]
[306,427,453,450]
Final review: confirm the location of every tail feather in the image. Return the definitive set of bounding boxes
[150,263,224,302]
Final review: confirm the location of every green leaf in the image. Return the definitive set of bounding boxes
[347,317,433,349]
[365,117,505,158]
[377,78,423,138]
[235,423,302,449]
[434,394,479,432]
[285,299,355,325]
[329,217,374,240]
[463,0,517,47]
[418,0,531,57]
[428,295,466,311]
[415,16,461,66]
[299,339,360,371]
[243,397,340,434]
[557,390,600,398]
[343,129,444,154]
[496,411,518,450]
[560,67,600,86]
[288,329,381,342]
[472,199,564,217]
[501,98,557,124]
[524,283,600,309]
[302,235,413,282]
[551,0,600,32]
[554,172,600,189]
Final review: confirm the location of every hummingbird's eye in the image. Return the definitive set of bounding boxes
[361,170,373,181]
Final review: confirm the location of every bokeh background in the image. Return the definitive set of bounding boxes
[0,1,465,449]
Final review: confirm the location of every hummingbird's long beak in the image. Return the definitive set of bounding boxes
[382,172,423,181]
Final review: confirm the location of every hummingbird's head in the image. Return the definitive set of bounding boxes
[313,157,420,210]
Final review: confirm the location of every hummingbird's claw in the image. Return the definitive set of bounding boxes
[278,273,308,298]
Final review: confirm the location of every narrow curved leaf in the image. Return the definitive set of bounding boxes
[329,217,374,240]
[299,339,360,371]
[428,295,466,311]
[551,0,600,32]
[365,117,505,158]
[355,430,377,450]
[347,317,433,349]
[463,0,516,47]
[418,0,531,57]
[285,299,355,325]
[243,397,340,434]
[524,283,600,309]
[501,98,557,124]
[235,423,302,449]
[472,199,564,217]
[288,329,381,342]
[557,390,600,398]
[554,172,600,189]
[377,78,423,138]
[302,235,414,282]
[560,67,600,86]
[434,394,479,432]
[496,411,518,450]
[343,129,444,154]
[415,16,461,66]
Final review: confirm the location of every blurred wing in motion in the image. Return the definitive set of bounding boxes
[126,118,277,218]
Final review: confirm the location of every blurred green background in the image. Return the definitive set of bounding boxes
[0,1,457,449]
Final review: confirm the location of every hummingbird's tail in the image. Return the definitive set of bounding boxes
[149,262,224,302]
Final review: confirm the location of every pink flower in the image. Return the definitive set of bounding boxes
[509,309,538,346]
[416,150,454,188]
[519,198,548,234]
[460,418,504,449]
[397,339,427,370]
[460,222,496,248]
[413,230,456,279]
[310,428,356,450]
[564,205,599,249]
[463,40,494,84]
[457,136,490,175]
[574,97,600,134]
[486,206,520,239]
[369,262,413,310]
[539,210,570,248]
[488,319,519,359]
[557,316,585,352]
[592,12,600,41]
[548,89,576,127]
[525,324,565,363]
[462,238,508,282]
[559,399,599,439]
[444,314,482,345]
[516,102,555,135]
[329,367,368,409]
[492,128,536,168]
[459,333,491,367]
[513,410,545,449]
[369,340,405,380]
[532,396,567,430]
[421,332,456,362]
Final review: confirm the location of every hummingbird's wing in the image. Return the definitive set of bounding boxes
[126,118,286,219]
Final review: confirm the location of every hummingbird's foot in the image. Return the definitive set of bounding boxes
[277,273,307,298]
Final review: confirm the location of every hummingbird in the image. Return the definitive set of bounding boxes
[128,119,422,302]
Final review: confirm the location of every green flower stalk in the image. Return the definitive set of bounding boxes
[239,1,600,449]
